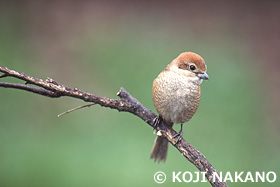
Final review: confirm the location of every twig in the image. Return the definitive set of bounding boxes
[0,73,8,78]
[58,103,96,117]
[0,66,228,187]
[0,82,60,97]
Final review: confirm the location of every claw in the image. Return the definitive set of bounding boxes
[153,116,161,131]
[153,116,165,133]
[173,124,183,144]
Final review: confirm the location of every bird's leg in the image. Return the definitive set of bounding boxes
[173,124,183,144]
[152,116,162,131]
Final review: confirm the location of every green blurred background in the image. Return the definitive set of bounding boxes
[0,1,279,187]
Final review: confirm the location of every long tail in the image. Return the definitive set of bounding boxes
[150,136,168,162]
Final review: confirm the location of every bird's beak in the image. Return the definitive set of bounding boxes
[197,73,209,80]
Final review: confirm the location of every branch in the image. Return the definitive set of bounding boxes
[57,103,96,117]
[0,66,228,187]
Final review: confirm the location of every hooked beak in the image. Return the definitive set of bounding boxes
[197,73,209,80]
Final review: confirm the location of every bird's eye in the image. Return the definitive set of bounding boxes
[190,65,196,71]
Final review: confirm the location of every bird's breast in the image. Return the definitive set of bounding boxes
[153,71,201,124]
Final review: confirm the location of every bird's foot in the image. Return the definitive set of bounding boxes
[152,116,161,132]
[173,124,183,144]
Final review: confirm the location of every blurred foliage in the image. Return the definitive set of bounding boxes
[0,1,279,187]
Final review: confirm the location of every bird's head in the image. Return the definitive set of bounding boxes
[168,52,209,84]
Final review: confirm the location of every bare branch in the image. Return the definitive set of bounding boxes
[58,103,96,117]
[0,73,8,78]
[0,82,61,97]
[0,66,227,187]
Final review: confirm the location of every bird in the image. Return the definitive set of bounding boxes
[150,52,209,162]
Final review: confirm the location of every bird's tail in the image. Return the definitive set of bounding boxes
[150,136,168,162]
